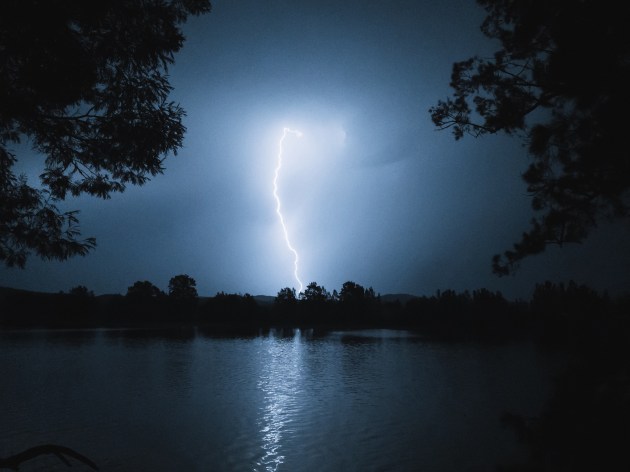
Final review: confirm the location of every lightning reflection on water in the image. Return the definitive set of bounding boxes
[255,330,303,472]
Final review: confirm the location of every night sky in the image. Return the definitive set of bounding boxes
[2,0,629,299]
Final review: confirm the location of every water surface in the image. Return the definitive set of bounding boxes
[0,329,564,471]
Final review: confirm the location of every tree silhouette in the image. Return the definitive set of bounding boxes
[69,285,94,297]
[300,281,330,303]
[429,0,630,274]
[126,280,164,299]
[0,0,211,267]
[339,281,366,304]
[168,274,198,300]
[275,287,297,305]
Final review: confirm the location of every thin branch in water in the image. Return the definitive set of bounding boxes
[0,444,99,471]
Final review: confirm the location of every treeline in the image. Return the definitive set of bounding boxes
[1,278,628,343]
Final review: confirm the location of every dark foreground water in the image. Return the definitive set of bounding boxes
[0,328,565,471]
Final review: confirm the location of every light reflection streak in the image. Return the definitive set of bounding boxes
[254,330,303,472]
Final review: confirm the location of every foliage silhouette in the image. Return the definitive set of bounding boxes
[273,287,298,321]
[339,281,366,303]
[0,0,211,267]
[0,279,625,346]
[275,287,298,305]
[120,280,169,322]
[429,0,630,274]
[69,285,94,297]
[300,281,331,303]
[168,274,198,300]
[126,280,165,299]
[337,281,380,323]
[198,291,260,325]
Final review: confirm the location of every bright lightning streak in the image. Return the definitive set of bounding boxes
[273,127,304,293]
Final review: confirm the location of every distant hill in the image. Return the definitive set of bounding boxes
[0,286,52,298]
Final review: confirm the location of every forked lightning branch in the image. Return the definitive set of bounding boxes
[273,127,304,293]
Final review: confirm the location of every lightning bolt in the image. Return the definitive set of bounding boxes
[273,127,304,293]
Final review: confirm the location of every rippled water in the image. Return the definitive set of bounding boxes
[0,329,564,471]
